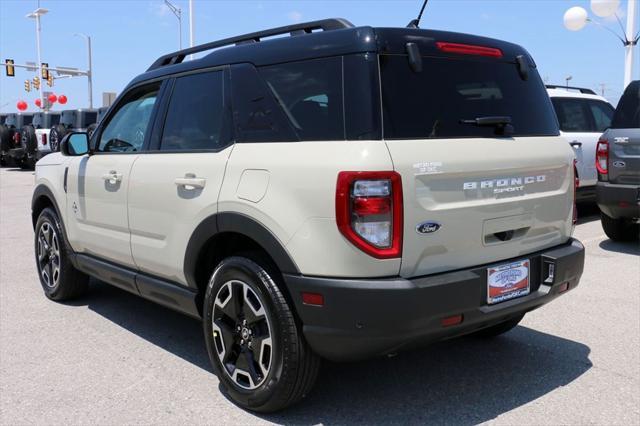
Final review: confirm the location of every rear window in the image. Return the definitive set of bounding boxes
[380,55,558,139]
[612,82,640,129]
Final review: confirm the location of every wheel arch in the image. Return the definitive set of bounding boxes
[31,184,62,229]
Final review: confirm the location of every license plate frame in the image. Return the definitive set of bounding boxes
[487,259,530,305]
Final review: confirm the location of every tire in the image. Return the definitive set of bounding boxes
[49,125,67,152]
[0,125,13,156]
[203,256,320,413]
[472,314,524,338]
[34,207,89,301]
[601,212,639,242]
[21,125,37,153]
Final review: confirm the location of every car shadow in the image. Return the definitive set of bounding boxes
[76,279,592,424]
[599,239,640,255]
[576,202,600,225]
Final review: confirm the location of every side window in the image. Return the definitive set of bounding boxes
[259,57,344,141]
[588,100,614,132]
[160,71,230,151]
[551,98,591,132]
[611,82,640,129]
[98,83,160,153]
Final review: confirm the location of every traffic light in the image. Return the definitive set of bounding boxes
[41,63,49,79]
[47,73,54,87]
[24,80,31,92]
[5,59,15,77]
[32,76,40,90]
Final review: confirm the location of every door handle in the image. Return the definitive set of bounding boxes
[101,170,123,183]
[569,141,582,147]
[174,175,206,190]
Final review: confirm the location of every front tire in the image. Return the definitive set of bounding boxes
[601,213,639,242]
[203,256,319,413]
[34,208,89,300]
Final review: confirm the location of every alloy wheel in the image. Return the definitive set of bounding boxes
[212,280,273,390]
[37,221,61,288]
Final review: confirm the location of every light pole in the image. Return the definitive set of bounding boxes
[189,0,195,59]
[565,75,573,88]
[26,7,48,110]
[164,0,182,49]
[564,0,639,88]
[74,33,93,109]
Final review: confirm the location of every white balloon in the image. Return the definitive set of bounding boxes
[564,6,589,31]
[591,0,620,18]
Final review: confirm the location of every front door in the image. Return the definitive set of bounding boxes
[128,69,233,285]
[65,82,162,267]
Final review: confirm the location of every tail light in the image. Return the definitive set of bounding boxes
[572,159,578,225]
[13,132,20,146]
[336,171,403,259]
[41,133,47,145]
[436,41,503,58]
[596,138,609,178]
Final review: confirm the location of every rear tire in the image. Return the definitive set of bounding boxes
[472,314,524,338]
[601,213,639,242]
[49,125,67,152]
[34,207,89,301]
[203,256,319,413]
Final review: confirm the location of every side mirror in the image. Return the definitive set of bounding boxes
[60,132,89,156]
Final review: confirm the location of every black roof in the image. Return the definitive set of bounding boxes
[129,18,534,89]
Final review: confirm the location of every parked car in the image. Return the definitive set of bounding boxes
[547,85,615,202]
[9,111,61,169]
[32,18,585,412]
[1,113,34,167]
[596,80,640,241]
[49,109,98,152]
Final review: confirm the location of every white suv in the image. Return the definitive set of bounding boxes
[547,85,615,201]
[32,19,585,412]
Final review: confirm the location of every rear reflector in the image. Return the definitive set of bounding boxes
[441,314,463,327]
[558,282,570,293]
[301,292,324,307]
[436,42,503,58]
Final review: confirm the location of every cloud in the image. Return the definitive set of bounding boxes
[288,11,303,22]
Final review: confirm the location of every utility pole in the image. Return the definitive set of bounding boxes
[189,0,195,59]
[26,7,48,111]
[599,83,606,97]
[75,34,93,109]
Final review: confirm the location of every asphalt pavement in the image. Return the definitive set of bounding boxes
[1,167,639,425]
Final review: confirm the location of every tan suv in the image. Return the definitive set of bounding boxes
[31,19,585,412]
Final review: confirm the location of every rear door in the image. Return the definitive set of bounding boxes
[379,53,574,278]
[65,82,163,267]
[607,82,640,185]
[128,68,233,285]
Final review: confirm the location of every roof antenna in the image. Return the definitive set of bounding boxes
[407,0,429,28]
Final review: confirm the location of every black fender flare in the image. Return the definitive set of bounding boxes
[183,212,300,289]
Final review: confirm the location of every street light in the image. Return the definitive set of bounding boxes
[26,7,48,110]
[563,0,639,88]
[74,33,93,109]
[565,75,573,88]
[164,0,182,49]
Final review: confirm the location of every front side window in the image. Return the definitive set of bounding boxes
[98,84,160,152]
[259,57,344,141]
[588,100,614,132]
[551,98,591,132]
[160,71,230,151]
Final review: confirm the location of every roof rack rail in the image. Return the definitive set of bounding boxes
[545,84,597,95]
[147,18,355,71]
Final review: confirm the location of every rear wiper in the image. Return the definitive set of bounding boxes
[459,116,513,136]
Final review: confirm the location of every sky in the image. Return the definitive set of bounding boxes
[0,0,637,113]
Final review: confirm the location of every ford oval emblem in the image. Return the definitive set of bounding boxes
[613,161,626,168]
[416,221,441,234]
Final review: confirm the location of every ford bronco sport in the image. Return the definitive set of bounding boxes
[32,19,585,412]
[596,80,640,241]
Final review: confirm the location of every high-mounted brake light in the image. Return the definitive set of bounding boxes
[336,171,403,259]
[436,41,503,58]
[596,138,609,177]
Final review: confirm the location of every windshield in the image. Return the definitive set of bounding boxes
[380,55,559,139]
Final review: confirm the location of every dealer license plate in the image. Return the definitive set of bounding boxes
[487,259,530,305]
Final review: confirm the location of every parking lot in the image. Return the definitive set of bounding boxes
[0,166,638,425]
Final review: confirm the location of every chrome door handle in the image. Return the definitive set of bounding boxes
[569,141,582,147]
[174,176,206,190]
[101,171,123,183]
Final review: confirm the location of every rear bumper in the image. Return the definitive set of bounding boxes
[8,148,26,160]
[597,181,640,219]
[285,239,584,361]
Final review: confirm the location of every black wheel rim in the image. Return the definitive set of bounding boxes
[212,280,273,390]
[37,221,61,288]
[50,131,59,152]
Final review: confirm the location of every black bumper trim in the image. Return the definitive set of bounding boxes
[596,181,640,219]
[284,238,584,361]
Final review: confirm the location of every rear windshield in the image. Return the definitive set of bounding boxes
[611,82,640,129]
[380,55,559,139]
